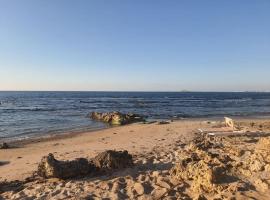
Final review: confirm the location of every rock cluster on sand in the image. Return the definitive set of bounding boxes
[233,136,270,192]
[171,132,270,197]
[37,150,133,179]
[90,111,145,125]
[37,154,94,179]
[93,150,133,171]
[170,134,232,193]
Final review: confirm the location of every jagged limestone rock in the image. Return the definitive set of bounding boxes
[90,111,145,125]
[37,153,94,179]
[93,150,133,170]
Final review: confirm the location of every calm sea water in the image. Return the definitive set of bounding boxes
[0,91,270,140]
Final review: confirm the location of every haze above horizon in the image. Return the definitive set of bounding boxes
[0,1,269,92]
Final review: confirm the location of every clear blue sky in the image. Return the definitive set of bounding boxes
[0,0,269,91]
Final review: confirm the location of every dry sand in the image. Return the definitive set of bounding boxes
[1,118,270,199]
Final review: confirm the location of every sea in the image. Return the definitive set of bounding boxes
[0,91,270,141]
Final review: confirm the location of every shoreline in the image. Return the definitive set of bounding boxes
[2,115,270,146]
[0,119,213,181]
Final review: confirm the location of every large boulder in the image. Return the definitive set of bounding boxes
[37,153,95,179]
[93,150,133,170]
[37,150,133,179]
[90,111,145,125]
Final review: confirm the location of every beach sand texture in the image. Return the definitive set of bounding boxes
[1,119,270,199]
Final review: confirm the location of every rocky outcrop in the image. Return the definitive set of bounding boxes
[170,132,270,196]
[90,111,145,125]
[37,154,95,179]
[170,148,227,192]
[37,150,133,179]
[93,150,133,171]
[170,133,249,193]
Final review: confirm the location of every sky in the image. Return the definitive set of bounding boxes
[0,0,269,92]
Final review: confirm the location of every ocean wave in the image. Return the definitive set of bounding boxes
[0,107,58,112]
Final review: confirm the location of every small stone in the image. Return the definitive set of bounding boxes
[138,174,146,182]
[142,159,148,164]
[134,182,145,195]
[158,121,170,125]
[156,177,171,189]
[100,182,111,190]
[153,159,160,164]
[195,194,207,200]
[250,160,264,172]
[51,189,61,196]
[152,171,160,177]
[112,182,120,192]
[254,179,269,192]
[265,164,270,172]
[151,187,167,199]
[169,177,179,186]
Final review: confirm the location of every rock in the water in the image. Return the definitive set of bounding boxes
[90,111,145,125]
[37,153,95,179]
[0,142,9,149]
[93,150,133,170]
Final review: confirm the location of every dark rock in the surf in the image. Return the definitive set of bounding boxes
[93,150,133,171]
[90,111,145,125]
[37,153,95,179]
[0,142,10,149]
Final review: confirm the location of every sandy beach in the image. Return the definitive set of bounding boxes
[1,118,270,199]
[0,120,202,182]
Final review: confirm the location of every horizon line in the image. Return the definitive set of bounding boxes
[0,90,269,93]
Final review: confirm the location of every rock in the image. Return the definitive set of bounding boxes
[250,160,264,172]
[195,194,207,200]
[254,179,269,192]
[152,171,160,177]
[93,150,133,171]
[158,121,170,125]
[256,137,270,152]
[151,187,167,199]
[137,174,146,182]
[37,153,95,179]
[134,182,145,195]
[90,111,145,125]
[156,177,171,189]
[170,135,228,193]
[111,182,120,192]
[265,164,270,172]
[0,142,9,149]
[227,181,250,192]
